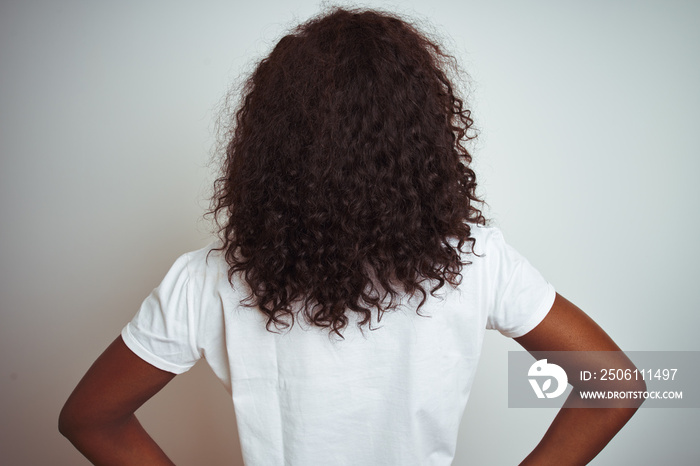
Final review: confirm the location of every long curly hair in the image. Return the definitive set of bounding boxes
[210,7,485,336]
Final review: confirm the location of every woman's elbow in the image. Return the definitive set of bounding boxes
[58,401,82,440]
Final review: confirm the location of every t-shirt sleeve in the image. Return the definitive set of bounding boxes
[484,228,556,338]
[121,252,201,374]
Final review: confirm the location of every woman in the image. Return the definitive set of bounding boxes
[59,7,640,465]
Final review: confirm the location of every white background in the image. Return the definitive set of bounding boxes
[1,0,698,464]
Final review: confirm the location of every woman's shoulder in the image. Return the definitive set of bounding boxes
[461,222,505,256]
[468,222,502,239]
[173,241,231,288]
[184,240,225,263]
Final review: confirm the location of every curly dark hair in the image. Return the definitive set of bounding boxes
[210,7,485,336]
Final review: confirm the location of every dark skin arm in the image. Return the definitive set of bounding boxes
[59,336,177,465]
[516,293,643,465]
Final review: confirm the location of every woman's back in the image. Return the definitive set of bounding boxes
[122,225,554,465]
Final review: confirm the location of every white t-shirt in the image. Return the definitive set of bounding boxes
[122,225,555,466]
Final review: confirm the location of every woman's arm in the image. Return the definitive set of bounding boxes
[515,293,644,465]
[59,336,177,465]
